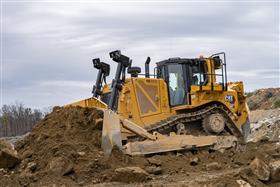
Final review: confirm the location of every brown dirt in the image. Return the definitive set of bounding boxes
[0,106,279,186]
[5,107,147,186]
[247,88,280,110]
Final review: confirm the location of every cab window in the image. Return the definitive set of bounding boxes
[167,64,185,106]
[191,64,207,86]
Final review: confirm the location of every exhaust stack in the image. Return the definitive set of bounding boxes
[145,57,151,78]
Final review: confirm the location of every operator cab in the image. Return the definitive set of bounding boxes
[156,58,208,106]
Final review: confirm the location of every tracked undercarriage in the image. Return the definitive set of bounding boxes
[127,103,243,142]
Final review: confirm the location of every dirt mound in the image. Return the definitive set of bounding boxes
[247,88,280,110]
[0,106,279,186]
[9,106,148,186]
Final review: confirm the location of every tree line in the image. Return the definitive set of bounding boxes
[0,103,47,137]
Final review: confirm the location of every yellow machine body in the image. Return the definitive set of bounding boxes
[69,58,249,136]
[116,78,248,132]
[67,53,250,155]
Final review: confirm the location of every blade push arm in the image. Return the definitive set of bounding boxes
[108,50,130,110]
[92,58,110,98]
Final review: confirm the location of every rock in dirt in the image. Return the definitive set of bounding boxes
[147,157,162,166]
[0,149,21,169]
[236,179,252,187]
[206,162,221,170]
[0,140,21,169]
[190,157,199,166]
[269,160,280,182]
[48,157,73,176]
[249,158,270,181]
[113,167,149,183]
[145,166,162,175]
[26,162,37,172]
[213,136,237,151]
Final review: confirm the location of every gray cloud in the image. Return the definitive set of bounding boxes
[2,1,279,108]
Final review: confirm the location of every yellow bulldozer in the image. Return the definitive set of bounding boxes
[68,50,250,155]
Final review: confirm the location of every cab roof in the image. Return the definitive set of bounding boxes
[156,58,207,67]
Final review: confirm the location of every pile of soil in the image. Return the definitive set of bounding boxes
[6,106,147,186]
[0,106,279,186]
[247,88,280,110]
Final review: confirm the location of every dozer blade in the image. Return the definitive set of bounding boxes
[242,103,251,142]
[242,118,251,142]
[101,109,122,155]
[123,135,237,155]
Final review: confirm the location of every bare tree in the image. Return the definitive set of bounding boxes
[0,102,43,137]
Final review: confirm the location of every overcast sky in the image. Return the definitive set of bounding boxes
[1,1,279,109]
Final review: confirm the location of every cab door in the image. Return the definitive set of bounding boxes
[159,63,190,106]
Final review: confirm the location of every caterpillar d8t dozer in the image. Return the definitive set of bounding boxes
[68,50,250,155]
